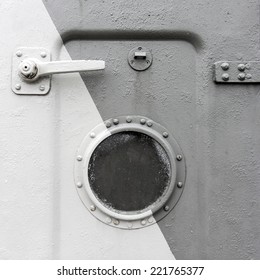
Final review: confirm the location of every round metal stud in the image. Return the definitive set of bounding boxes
[126,116,132,123]
[238,64,246,71]
[39,85,45,91]
[221,62,229,70]
[140,119,146,125]
[113,219,119,225]
[177,182,183,188]
[16,50,22,57]
[238,73,246,81]
[15,84,21,90]
[222,73,229,81]
[77,155,83,161]
[90,205,96,211]
[176,155,183,161]
[106,217,112,224]
[106,121,112,128]
[147,120,153,127]
[77,181,83,188]
[164,205,170,211]
[113,119,119,125]
[90,132,96,138]
[40,52,47,58]
[141,219,147,226]
[163,132,169,138]
[246,74,252,79]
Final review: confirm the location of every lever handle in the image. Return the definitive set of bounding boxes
[19,58,105,81]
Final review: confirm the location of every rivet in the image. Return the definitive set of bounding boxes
[176,155,183,161]
[16,50,22,57]
[106,217,112,224]
[113,219,119,225]
[221,62,229,70]
[90,132,95,138]
[238,64,246,71]
[15,84,21,90]
[222,73,229,81]
[177,181,183,188]
[163,132,168,138]
[148,216,154,223]
[106,121,112,128]
[90,205,96,211]
[39,85,45,91]
[140,119,146,125]
[238,73,246,81]
[141,219,147,226]
[77,155,82,161]
[127,222,133,228]
[113,118,119,125]
[246,74,252,79]
[126,116,132,123]
[147,120,153,127]
[40,51,47,58]
[164,205,170,211]
[76,181,83,188]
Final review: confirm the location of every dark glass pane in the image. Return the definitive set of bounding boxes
[88,131,171,212]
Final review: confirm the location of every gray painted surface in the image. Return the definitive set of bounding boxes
[43,0,260,259]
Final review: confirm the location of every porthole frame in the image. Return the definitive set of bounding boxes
[74,115,186,229]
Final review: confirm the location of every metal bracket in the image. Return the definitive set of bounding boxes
[12,47,105,95]
[128,46,153,71]
[214,61,260,83]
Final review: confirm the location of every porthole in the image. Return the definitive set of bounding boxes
[74,116,186,229]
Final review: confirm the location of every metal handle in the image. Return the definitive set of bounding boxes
[19,58,105,81]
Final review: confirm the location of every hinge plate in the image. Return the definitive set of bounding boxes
[214,61,260,83]
[12,47,51,95]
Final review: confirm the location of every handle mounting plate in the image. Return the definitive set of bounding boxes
[12,47,51,95]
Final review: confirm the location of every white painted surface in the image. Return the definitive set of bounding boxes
[0,0,174,259]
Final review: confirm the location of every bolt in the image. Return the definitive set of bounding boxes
[15,84,21,90]
[246,74,252,79]
[138,46,142,50]
[238,63,246,71]
[221,62,229,70]
[177,181,183,188]
[126,116,132,123]
[141,219,147,226]
[40,51,47,58]
[113,219,119,225]
[77,155,82,161]
[148,216,154,223]
[39,85,45,91]
[238,73,246,81]
[140,119,146,125]
[90,205,96,211]
[147,120,153,127]
[164,205,170,211]
[106,217,112,224]
[113,118,119,125]
[90,132,95,138]
[163,132,168,138]
[106,121,111,128]
[76,181,83,188]
[222,73,229,81]
[176,155,183,161]
[16,50,22,57]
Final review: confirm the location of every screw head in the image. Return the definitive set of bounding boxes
[177,182,183,188]
[147,120,153,127]
[238,73,246,81]
[126,116,132,123]
[163,132,169,138]
[222,73,229,81]
[113,219,119,225]
[40,51,47,58]
[39,85,45,91]
[140,119,146,125]
[238,64,246,71]
[164,205,170,211]
[106,217,112,224]
[176,155,183,161]
[77,155,82,161]
[221,62,229,70]
[15,84,21,90]
[141,219,147,226]
[148,216,154,223]
[76,181,83,188]
[113,118,119,125]
[90,205,96,211]
[90,132,95,138]
[16,50,22,57]
[106,121,111,128]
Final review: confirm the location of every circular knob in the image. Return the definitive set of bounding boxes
[18,59,38,80]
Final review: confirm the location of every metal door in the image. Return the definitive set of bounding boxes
[0,0,260,259]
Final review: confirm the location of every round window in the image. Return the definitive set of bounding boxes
[74,116,186,229]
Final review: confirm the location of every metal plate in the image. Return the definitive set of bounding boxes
[12,47,51,95]
[214,61,260,83]
[128,46,153,71]
[74,115,186,229]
